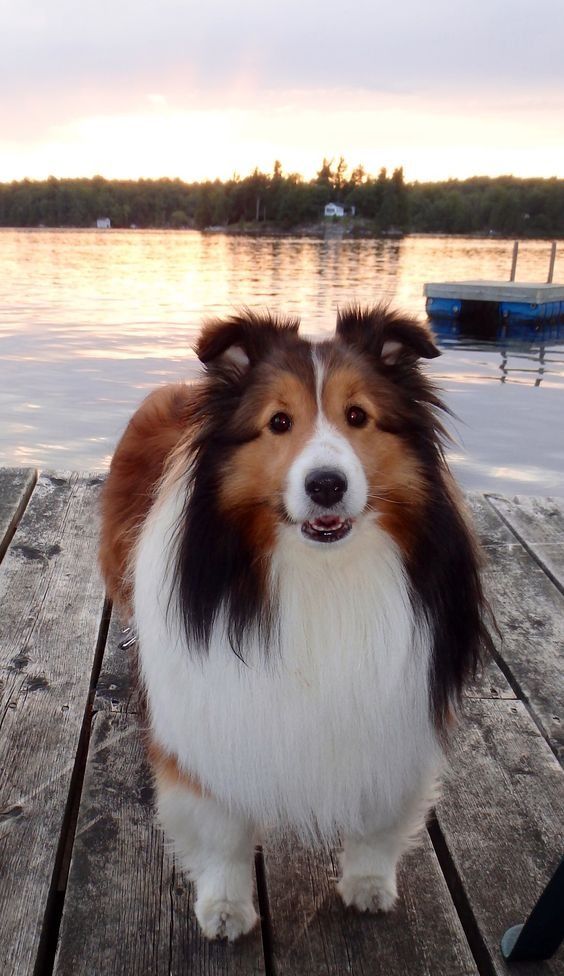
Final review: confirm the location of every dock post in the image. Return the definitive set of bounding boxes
[547,242,557,284]
[509,241,519,281]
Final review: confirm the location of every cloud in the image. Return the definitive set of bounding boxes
[4,0,564,107]
[2,0,563,181]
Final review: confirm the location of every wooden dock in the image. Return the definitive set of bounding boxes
[424,280,564,305]
[1,468,563,976]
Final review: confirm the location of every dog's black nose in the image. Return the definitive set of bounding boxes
[305,469,348,508]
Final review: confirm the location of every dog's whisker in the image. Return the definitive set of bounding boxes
[366,491,408,506]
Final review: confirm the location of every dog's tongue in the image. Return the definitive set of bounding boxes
[312,515,343,530]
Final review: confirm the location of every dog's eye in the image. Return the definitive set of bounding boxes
[346,406,368,428]
[269,412,293,434]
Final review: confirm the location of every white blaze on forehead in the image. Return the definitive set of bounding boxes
[283,349,368,523]
[312,346,325,411]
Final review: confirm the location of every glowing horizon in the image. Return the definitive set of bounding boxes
[1,87,563,186]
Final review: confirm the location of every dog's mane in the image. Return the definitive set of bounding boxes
[171,307,494,731]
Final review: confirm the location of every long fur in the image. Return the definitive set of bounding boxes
[136,486,440,838]
[100,304,494,939]
[162,305,492,729]
[335,305,492,726]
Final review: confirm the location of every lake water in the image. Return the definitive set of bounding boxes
[1,228,563,494]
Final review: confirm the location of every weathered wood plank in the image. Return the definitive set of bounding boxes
[0,472,107,976]
[425,280,564,303]
[467,658,515,701]
[458,494,516,701]
[0,467,36,562]
[262,829,477,976]
[94,610,141,715]
[468,495,564,764]
[487,494,564,594]
[53,710,265,976]
[435,698,564,976]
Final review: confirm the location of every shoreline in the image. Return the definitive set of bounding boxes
[1,224,562,242]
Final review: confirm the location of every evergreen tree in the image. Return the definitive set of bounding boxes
[0,172,563,236]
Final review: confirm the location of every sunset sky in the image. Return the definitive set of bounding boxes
[2,0,564,184]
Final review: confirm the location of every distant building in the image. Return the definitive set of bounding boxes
[324,203,355,218]
[96,217,111,229]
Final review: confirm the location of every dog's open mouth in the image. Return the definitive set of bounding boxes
[301,515,353,543]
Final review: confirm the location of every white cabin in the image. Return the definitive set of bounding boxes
[324,203,356,218]
[96,217,111,229]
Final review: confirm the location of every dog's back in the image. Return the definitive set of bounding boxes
[99,382,194,617]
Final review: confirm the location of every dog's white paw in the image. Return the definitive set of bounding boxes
[337,874,397,913]
[195,896,258,941]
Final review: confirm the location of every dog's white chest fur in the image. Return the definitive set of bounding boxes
[135,482,441,839]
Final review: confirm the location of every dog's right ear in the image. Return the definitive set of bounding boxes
[196,318,252,378]
[196,312,300,380]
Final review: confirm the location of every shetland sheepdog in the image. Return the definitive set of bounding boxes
[99,306,492,941]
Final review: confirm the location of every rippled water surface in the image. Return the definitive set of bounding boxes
[1,229,563,493]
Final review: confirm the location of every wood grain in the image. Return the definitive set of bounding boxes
[0,467,36,562]
[467,657,515,701]
[0,472,107,976]
[435,698,564,976]
[487,494,564,594]
[94,609,142,715]
[459,493,516,701]
[262,829,477,976]
[468,494,564,764]
[53,710,265,976]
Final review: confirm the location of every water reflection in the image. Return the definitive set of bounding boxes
[434,336,564,389]
[0,229,563,493]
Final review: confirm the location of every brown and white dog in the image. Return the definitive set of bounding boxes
[99,306,492,941]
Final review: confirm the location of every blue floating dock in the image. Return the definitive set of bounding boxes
[424,280,564,341]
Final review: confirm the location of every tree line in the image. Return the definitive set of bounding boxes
[1,160,563,237]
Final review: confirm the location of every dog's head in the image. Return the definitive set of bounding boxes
[192,305,441,554]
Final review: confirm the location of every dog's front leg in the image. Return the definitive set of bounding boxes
[337,772,438,913]
[337,824,405,913]
[157,779,259,941]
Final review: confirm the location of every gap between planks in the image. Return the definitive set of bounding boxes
[474,494,564,769]
[254,847,276,976]
[35,599,112,976]
[0,468,38,564]
[484,623,563,771]
[484,494,564,597]
[0,471,111,976]
[427,816,495,976]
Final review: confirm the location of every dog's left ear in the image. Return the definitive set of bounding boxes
[196,312,300,380]
[336,305,439,366]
